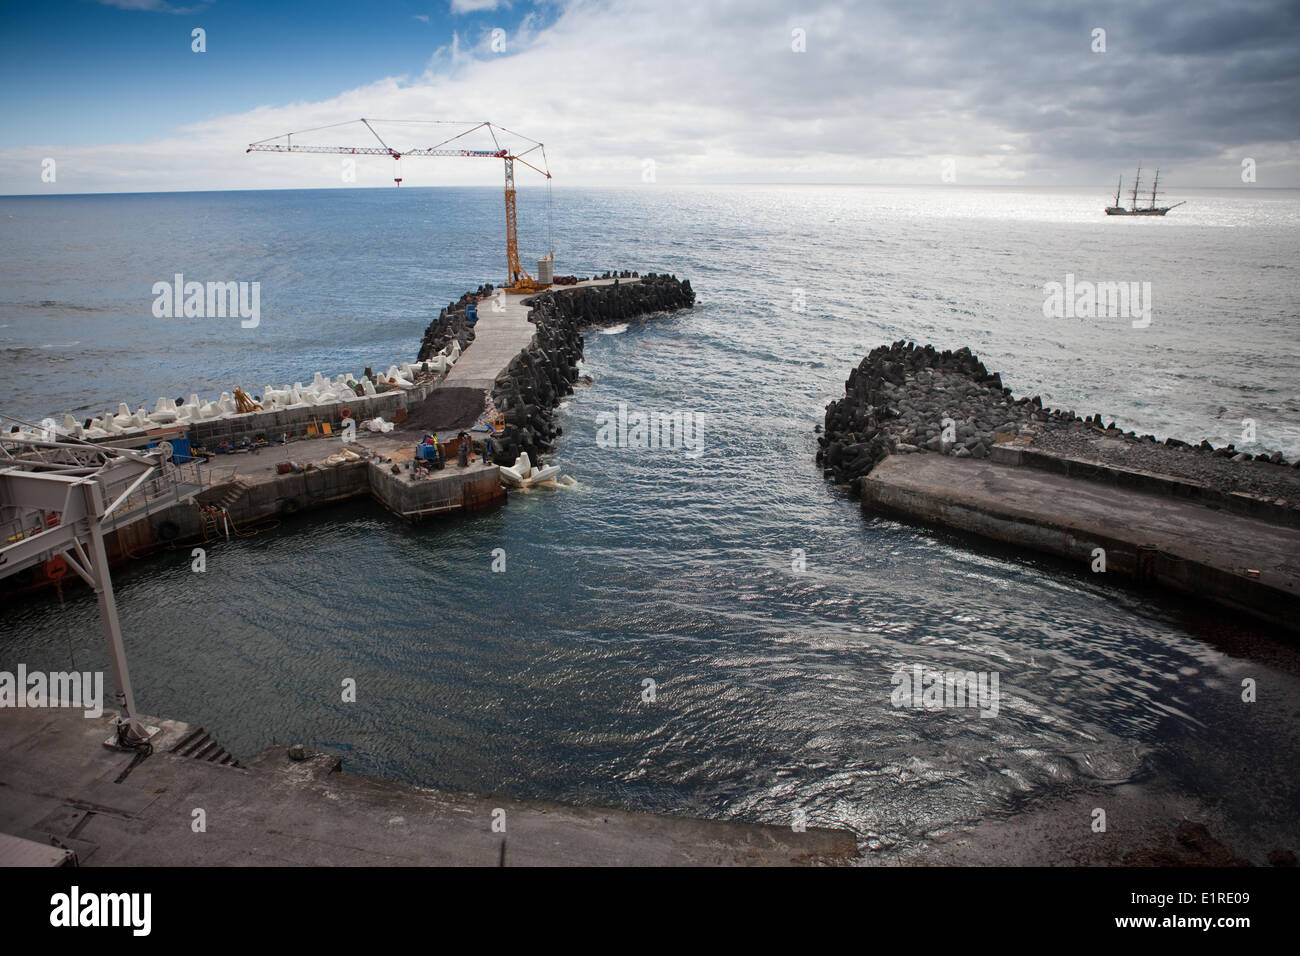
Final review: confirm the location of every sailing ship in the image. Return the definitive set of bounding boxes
[1105,165,1185,215]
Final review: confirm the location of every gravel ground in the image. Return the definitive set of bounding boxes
[1036,423,1300,506]
[397,387,485,434]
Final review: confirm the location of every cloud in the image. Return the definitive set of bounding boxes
[7,0,1299,193]
[94,0,210,12]
[450,0,505,12]
[428,30,464,68]
[414,14,430,23]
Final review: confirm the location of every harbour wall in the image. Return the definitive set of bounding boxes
[819,341,1300,632]
[989,443,1300,529]
[186,384,420,451]
[818,340,1297,489]
[415,284,488,362]
[5,274,693,594]
[485,274,696,465]
[862,453,1300,632]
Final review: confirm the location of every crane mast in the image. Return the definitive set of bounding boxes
[504,156,523,286]
[247,119,553,292]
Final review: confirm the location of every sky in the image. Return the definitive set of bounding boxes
[1,0,1298,193]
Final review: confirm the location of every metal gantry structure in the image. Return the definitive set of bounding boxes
[247,119,554,292]
[0,424,205,748]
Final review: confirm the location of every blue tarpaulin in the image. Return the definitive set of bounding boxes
[148,433,195,463]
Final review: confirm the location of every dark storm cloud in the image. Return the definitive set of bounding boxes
[710,0,1299,180]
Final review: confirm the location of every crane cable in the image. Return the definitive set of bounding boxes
[543,145,553,260]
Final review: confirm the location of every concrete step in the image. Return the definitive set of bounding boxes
[168,726,241,768]
[212,479,250,510]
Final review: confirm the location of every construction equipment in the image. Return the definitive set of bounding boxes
[0,416,208,750]
[247,119,554,292]
[232,387,261,414]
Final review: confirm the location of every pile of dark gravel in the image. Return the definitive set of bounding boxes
[397,387,485,434]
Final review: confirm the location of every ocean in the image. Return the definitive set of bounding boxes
[2,184,1299,858]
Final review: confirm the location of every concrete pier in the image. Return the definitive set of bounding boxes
[0,708,856,866]
[85,431,504,568]
[861,451,1300,631]
[440,278,633,391]
[821,341,1300,634]
[368,454,501,518]
[95,277,656,561]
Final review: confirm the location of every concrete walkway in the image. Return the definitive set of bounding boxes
[440,278,636,391]
[0,709,856,866]
[863,452,1300,630]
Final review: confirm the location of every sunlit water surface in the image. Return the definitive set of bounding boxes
[3,185,1298,857]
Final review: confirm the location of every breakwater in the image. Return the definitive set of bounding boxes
[415,283,490,362]
[818,341,1300,631]
[819,341,1298,495]
[154,275,695,536]
[3,275,695,595]
[479,274,694,466]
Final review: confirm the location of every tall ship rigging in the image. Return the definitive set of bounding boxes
[1105,165,1186,216]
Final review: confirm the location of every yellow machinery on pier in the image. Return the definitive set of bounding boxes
[247,119,553,293]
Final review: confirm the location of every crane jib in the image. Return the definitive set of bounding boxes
[245,120,551,291]
[246,145,506,158]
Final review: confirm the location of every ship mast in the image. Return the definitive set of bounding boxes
[1114,176,1122,206]
[1149,169,1160,209]
[1130,164,1142,211]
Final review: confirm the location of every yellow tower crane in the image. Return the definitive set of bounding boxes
[247,119,553,292]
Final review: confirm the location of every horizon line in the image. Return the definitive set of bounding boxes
[3,182,1292,199]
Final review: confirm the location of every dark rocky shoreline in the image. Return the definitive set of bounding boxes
[414,275,695,466]
[415,283,493,362]
[484,275,694,466]
[818,341,1300,506]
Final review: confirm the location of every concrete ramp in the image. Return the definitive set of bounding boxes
[862,452,1300,631]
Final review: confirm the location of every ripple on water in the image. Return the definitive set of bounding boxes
[4,186,1300,854]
